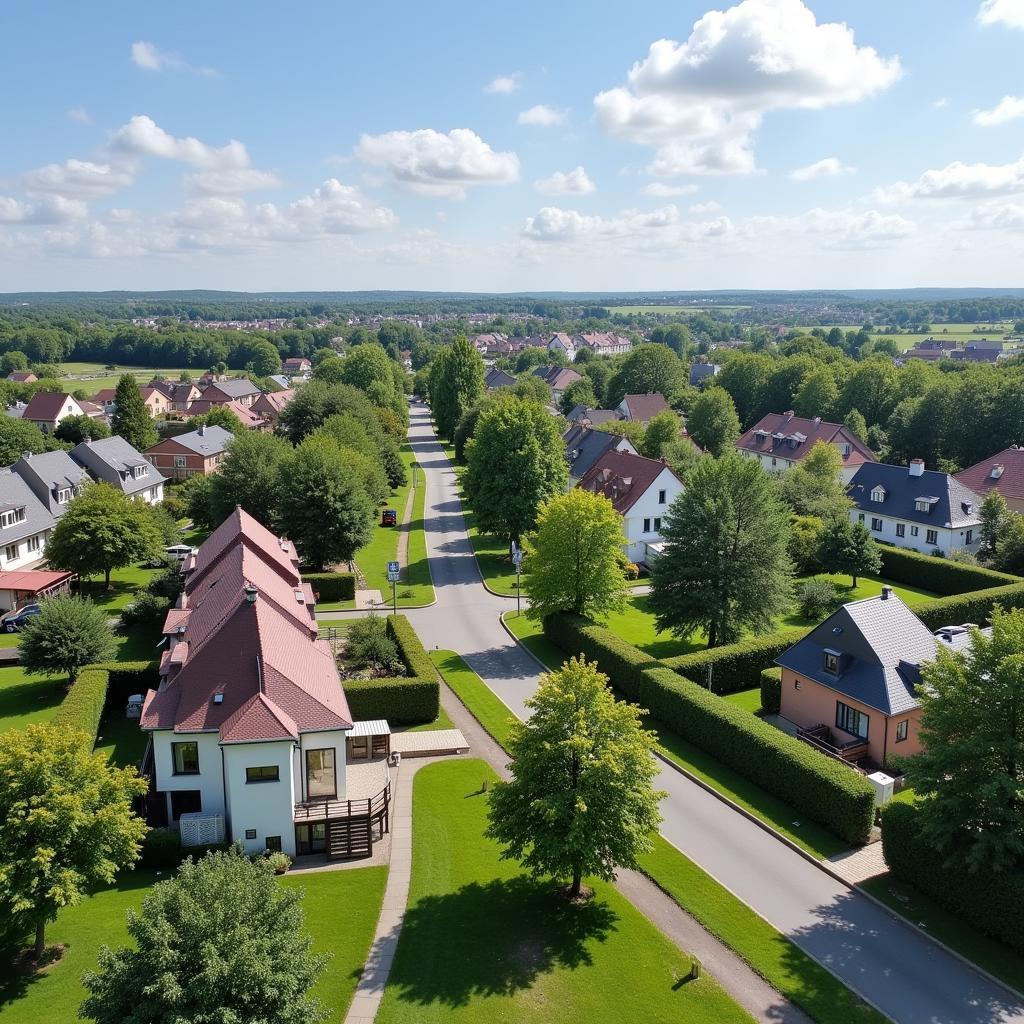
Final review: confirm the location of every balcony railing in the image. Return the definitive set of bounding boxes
[797,724,869,773]
[294,778,391,825]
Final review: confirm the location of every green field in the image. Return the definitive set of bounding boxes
[376,759,748,1024]
[430,650,516,748]
[795,322,1017,352]
[54,363,209,394]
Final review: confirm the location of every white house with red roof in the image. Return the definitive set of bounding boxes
[577,449,683,564]
[21,391,86,434]
[955,446,1024,515]
[736,411,875,483]
[140,508,383,859]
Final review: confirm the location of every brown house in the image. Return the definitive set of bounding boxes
[251,389,295,427]
[144,424,234,480]
[955,446,1024,514]
[199,379,262,408]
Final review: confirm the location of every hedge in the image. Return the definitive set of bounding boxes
[51,661,159,750]
[878,545,1018,595]
[302,571,356,602]
[662,630,805,694]
[913,581,1024,632]
[341,614,439,725]
[881,801,1024,954]
[760,667,781,715]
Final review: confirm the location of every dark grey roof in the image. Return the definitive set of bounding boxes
[484,368,517,390]
[563,425,628,478]
[206,378,262,400]
[566,406,620,426]
[848,462,982,528]
[159,424,234,456]
[71,436,166,497]
[0,470,56,544]
[776,593,942,715]
[689,363,720,386]
[12,451,90,516]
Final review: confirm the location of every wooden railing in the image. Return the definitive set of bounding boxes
[294,778,391,825]
[797,725,869,774]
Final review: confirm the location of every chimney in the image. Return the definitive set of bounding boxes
[813,416,821,425]
[881,586,892,600]
[244,584,258,604]
[198,423,206,436]
[784,410,795,420]
[992,464,1005,479]
[909,458,925,477]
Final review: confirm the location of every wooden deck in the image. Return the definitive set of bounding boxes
[391,728,469,758]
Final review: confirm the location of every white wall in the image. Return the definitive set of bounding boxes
[223,739,299,856]
[849,508,982,556]
[622,467,683,562]
[740,447,861,484]
[0,530,49,570]
[151,730,226,820]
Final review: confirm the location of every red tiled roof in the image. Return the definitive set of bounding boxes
[619,393,670,423]
[579,332,630,350]
[7,372,37,383]
[0,569,75,592]
[955,446,1024,503]
[187,507,298,589]
[578,450,679,514]
[186,398,262,428]
[23,391,78,421]
[91,389,116,403]
[252,389,295,415]
[736,412,875,467]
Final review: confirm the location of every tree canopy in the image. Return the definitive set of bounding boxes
[605,344,684,408]
[778,440,851,520]
[430,336,485,441]
[686,387,741,457]
[19,596,115,682]
[209,429,292,526]
[816,519,882,587]
[110,374,157,451]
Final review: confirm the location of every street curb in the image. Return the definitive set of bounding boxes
[498,612,553,674]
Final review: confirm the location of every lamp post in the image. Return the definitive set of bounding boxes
[511,542,524,616]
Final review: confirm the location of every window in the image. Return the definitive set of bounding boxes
[174,456,187,468]
[133,465,148,479]
[871,517,883,532]
[244,828,257,840]
[0,507,26,529]
[895,720,909,743]
[246,765,280,783]
[653,517,662,532]
[857,513,865,524]
[823,651,839,675]
[57,488,71,504]
[771,457,778,467]
[170,790,201,821]
[26,535,40,553]
[839,443,851,456]
[910,526,919,538]
[172,741,199,775]
[265,836,282,852]
[643,518,651,533]
[836,701,869,740]
[915,499,932,513]
[870,487,885,502]
[4,544,17,562]
[926,529,938,546]
[896,523,905,538]
[306,748,336,799]
[793,680,801,690]
[658,489,666,505]
[966,529,974,545]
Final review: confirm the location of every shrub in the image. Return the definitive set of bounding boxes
[264,850,292,874]
[122,590,172,627]
[881,801,1024,954]
[662,631,805,695]
[878,545,1018,595]
[51,661,159,748]
[760,667,782,714]
[387,613,436,680]
[347,616,401,673]
[301,571,356,602]
[912,581,1024,632]
[138,828,231,869]
[795,578,842,621]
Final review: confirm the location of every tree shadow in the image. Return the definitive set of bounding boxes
[0,676,64,724]
[386,875,618,1009]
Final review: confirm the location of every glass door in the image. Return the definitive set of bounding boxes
[306,748,336,799]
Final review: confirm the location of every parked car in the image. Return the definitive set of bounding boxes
[164,544,194,562]
[381,509,397,527]
[2,603,41,633]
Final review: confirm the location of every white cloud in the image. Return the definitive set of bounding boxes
[643,181,698,197]
[933,97,949,109]
[517,104,569,127]
[279,178,397,235]
[185,168,283,194]
[973,95,1024,126]
[0,194,86,224]
[789,157,856,181]
[594,0,900,176]
[534,166,596,196]
[68,107,93,126]
[130,40,216,76]
[485,73,522,94]
[111,115,249,169]
[876,156,1024,201]
[22,159,136,198]
[355,128,519,198]
[689,200,721,214]
[978,0,1024,29]
[748,207,916,250]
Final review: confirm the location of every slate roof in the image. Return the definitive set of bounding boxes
[577,449,679,514]
[11,450,89,516]
[776,593,945,715]
[148,424,234,457]
[689,363,720,386]
[0,470,55,543]
[565,406,620,427]
[738,412,875,469]
[71,436,165,497]
[564,424,632,478]
[204,378,262,401]
[532,365,583,390]
[619,393,670,423]
[955,446,1024,505]
[848,462,982,528]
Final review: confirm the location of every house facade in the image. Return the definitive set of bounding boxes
[955,446,1024,514]
[21,391,85,434]
[847,460,982,556]
[199,379,263,408]
[71,437,166,504]
[0,470,55,569]
[144,424,234,480]
[577,332,632,357]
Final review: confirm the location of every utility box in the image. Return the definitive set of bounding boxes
[866,771,895,807]
[126,694,144,719]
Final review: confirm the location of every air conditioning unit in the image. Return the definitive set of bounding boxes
[865,771,895,807]
[179,812,225,847]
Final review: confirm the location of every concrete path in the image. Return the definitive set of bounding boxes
[402,402,1024,1024]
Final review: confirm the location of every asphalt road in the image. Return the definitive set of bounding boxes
[403,402,1024,1024]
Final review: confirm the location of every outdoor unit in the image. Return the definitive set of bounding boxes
[125,694,144,719]
[865,772,895,807]
[179,812,225,847]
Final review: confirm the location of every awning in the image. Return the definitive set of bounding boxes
[349,719,391,737]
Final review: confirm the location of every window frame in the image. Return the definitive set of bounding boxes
[4,543,17,562]
[835,701,869,740]
[657,489,666,505]
[823,650,840,675]
[910,525,919,537]
[895,720,909,743]
[245,765,280,784]
[265,836,282,852]
[870,517,883,532]
[174,455,187,468]
[171,740,200,776]
[895,522,905,538]
[642,517,651,534]
[926,528,938,546]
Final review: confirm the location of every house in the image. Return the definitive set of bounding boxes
[484,367,517,391]
[532,365,583,402]
[282,357,312,378]
[185,398,264,431]
[71,436,166,504]
[144,424,234,480]
[955,446,1024,514]
[737,411,875,483]
[12,450,90,516]
[251,389,295,428]
[21,391,85,434]
[90,386,170,418]
[7,371,37,384]
[577,449,683,564]
[848,460,983,556]
[576,332,632,357]
[565,406,621,428]
[563,424,637,484]
[775,590,988,769]
[199,378,262,408]
[0,470,56,568]
[689,362,720,388]
[149,379,202,412]
[616,393,671,425]
[0,568,76,612]
[139,508,386,859]
[548,333,576,361]
[268,374,291,391]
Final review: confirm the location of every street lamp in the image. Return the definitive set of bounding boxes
[511,542,524,616]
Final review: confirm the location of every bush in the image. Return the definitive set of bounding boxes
[760,667,782,714]
[161,492,187,521]
[388,613,436,680]
[264,850,292,874]
[878,545,1018,595]
[122,590,172,627]
[912,581,1024,632]
[51,661,159,748]
[347,616,401,673]
[662,631,805,695]
[301,572,356,602]
[881,801,1024,954]
[795,578,842,621]
[344,677,439,724]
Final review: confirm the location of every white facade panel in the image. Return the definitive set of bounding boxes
[223,740,299,856]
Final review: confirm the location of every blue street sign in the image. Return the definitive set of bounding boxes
[387,561,400,574]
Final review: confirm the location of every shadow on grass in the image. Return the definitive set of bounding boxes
[386,875,618,1009]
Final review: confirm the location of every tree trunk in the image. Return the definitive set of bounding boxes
[706,621,717,649]
[104,566,112,590]
[569,867,582,899]
[34,918,45,961]
[852,574,858,588]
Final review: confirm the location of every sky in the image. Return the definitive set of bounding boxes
[3,0,1024,293]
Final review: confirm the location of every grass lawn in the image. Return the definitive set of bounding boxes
[376,759,748,1024]
[78,563,162,613]
[466,513,520,597]
[501,612,566,674]
[56,364,209,393]
[640,837,886,1024]
[430,651,516,749]
[0,665,66,732]
[0,866,387,1024]
[723,687,762,714]
[405,703,456,733]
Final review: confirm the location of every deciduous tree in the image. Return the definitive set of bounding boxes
[686,387,740,457]
[640,410,680,460]
[816,519,882,587]
[606,344,684,408]
[430,336,485,441]
[54,413,111,445]
[779,440,851,520]
[980,491,1012,559]
[19,596,115,682]
[209,430,291,526]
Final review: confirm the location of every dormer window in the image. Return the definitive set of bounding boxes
[0,507,26,529]
[823,649,840,675]
[839,443,851,457]
[133,465,148,479]
[915,498,933,513]
[57,488,72,504]
[870,486,886,503]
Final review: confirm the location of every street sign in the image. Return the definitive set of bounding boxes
[387,570,400,582]
[387,560,400,575]
[511,549,523,567]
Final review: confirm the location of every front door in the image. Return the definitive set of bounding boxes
[306,748,336,799]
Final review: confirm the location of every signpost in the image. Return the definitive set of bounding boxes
[387,561,400,615]
[511,543,524,616]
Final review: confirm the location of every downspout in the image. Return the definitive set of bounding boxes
[220,743,230,841]
[882,715,889,769]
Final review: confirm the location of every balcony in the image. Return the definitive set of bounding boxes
[797,724,869,773]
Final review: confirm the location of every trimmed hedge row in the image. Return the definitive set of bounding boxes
[913,581,1024,632]
[341,614,439,725]
[303,571,356,602]
[881,801,1024,954]
[878,545,1018,595]
[51,660,159,749]
[662,630,805,695]
[760,667,782,715]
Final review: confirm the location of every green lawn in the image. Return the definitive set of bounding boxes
[723,688,762,714]
[0,665,66,732]
[56,364,209,394]
[405,703,456,733]
[376,759,748,1024]
[0,866,386,1024]
[430,651,516,749]
[640,837,886,1024]
[466,513,521,597]
[78,563,162,613]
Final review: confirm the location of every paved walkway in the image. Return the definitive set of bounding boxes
[402,402,1024,1024]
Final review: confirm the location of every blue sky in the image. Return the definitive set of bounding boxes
[2,0,1024,292]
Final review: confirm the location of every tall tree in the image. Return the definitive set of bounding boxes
[81,848,328,1024]
[993,514,1024,576]
[558,378,598,416]
[816,519,882,587]
[843,407,869,443]
[649,453,793,648]
[640,410,681,460]
[275,435,374,569]
[209,430,291,526]
[44,482,163,588]
[464,396,568,549]
[0,725,146,960]
[0,416,57,464]
[903,608,1024,873]
[980,490,1012,559]
[792,366,840,420]
[19,596,115,682]
[186,405,244,434]
[430,336,485,441]
[779,440,851,520]
[686,387,741,457]
[340,343,396,397]
[526,490,628,621]
[605,344,684,408]
[110,374,157,450]
[486,657,663,899]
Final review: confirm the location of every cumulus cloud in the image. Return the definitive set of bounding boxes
[790,157,856,181]
[973,95,1024,126]
[876,156,1024,201]
[517,104,569,127]
[131,40,216,75]
[689,201,722,214]
[643,181,698,197]
[355,128,520,198]
[22,159,136,198]
[594,0,900,176]
[965,202,1024,230]
[534,166,596,196]
[485,73,522,94]
[185,168,283,195]
[978,0,1024,29]
[0,195,87,224]
[111,115,249,169]
[68,107,93,126]
[746,207,916,250]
